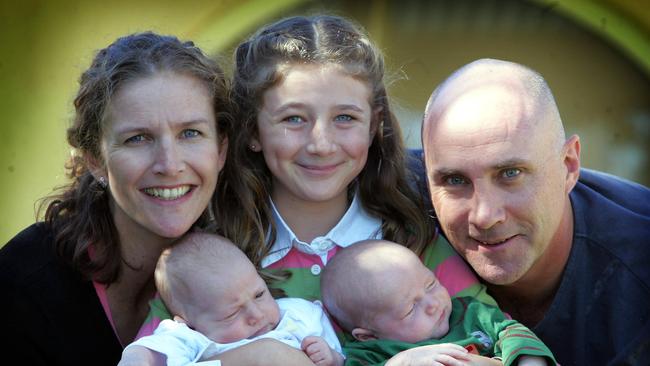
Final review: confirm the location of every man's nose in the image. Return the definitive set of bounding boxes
[468,184,505,230]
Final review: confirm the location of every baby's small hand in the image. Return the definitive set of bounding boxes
[301,336,344,366]
[385,343,470,366]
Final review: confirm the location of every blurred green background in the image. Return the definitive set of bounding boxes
[2,0,649,245]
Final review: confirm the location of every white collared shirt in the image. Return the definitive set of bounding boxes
[261,192,382,268]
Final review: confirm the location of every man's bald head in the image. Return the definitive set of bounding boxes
[423,58,565,153]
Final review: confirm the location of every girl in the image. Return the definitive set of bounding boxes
[221,14,492,306]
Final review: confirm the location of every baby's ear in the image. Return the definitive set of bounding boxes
[351,328,377,342]
[173,315,187,324]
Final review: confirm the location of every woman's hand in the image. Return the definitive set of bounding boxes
[216,338,316,366]
[118,345,166,366]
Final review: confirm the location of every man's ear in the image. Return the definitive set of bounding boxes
[351,327,378,342]
[563,134,581,194]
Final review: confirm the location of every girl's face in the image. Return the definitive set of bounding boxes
[97,72,226,241]
[253,64,376,207]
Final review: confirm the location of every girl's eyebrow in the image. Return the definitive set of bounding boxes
[270,102,307,115]
[336,104,365,112]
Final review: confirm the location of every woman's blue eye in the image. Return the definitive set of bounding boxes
[335,114,353,122]
[502,168,521,178]
[125,134,146,144]
[182,129,201,138]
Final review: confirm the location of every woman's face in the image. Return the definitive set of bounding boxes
[97,72,226,240]
[253,64,376,207]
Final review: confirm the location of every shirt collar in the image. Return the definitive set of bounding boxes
[261,192,382,267]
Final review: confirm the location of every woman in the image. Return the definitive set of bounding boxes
[0,32,231,365]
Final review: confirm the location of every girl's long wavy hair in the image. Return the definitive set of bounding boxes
[216,15,435,267]
[39,32,232,284]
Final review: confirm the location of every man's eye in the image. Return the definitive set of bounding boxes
[255,290,265,299]
[446,175,466,185]
[502,168,521,179]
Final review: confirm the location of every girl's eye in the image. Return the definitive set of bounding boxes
[125,134,146,144]
[182,129,201,139]
[334,114,353,122]
[285,116,304,124]
[502,168,521,179]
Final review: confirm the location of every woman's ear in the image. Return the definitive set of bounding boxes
[85,153,107,184]
[351,327,378,342]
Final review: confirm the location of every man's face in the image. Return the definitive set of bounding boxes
[423,84,575,285]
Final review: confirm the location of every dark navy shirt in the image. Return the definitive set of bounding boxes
[534,169,650,365]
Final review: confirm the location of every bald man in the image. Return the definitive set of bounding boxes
[420,59,650,365]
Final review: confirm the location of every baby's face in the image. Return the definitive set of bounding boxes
[188,264,280,344]
[367,263,452,343]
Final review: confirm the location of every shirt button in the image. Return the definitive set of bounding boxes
[318,241,329,251]
[310,264,322,275]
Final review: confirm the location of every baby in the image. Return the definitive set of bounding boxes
[321,239,556,366]
[122,232,343,366]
